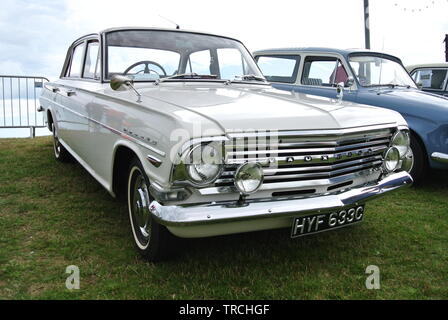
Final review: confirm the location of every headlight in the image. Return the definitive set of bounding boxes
[234,162,264,195]
[384,147,400,172]
[186,143,223,185]
[389,129,413,173]
[401,152,414,172]
[391,130,410,158]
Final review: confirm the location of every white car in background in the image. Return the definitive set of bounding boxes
[39,28,413,261]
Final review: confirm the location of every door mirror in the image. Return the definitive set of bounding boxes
[110,75,142,102]
[110,75,133,91]
[345,77,355,88]
[336,82,344,100]
[416,82,423,90]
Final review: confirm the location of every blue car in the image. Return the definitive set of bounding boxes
[253,48,448,182]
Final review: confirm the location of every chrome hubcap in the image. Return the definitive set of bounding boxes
[130,170,152,246]
[53,125,61,157]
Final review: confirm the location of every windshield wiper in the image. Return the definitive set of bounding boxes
[386,84,411,89]
[155,73,218,84]
[232,74,267,82]
[364,83,411,89]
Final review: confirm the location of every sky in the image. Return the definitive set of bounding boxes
[0,0,447,81]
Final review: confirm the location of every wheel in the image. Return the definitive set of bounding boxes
[409,132,427,184]
[52,123,71,162]
[127,158,174,261]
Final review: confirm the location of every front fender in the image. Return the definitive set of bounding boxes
[403,114,448,169]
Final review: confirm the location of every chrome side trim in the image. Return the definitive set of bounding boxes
[431,152,448,164]
[147,155,162,167]
[40,96,166,157]
[148,171,412,230]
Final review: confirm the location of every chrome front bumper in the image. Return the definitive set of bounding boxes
[149,171,413,238]
[431,152,448,164]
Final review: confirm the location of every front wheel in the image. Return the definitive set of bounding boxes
[127,158,174,261]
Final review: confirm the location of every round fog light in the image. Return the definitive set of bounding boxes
[234,162,264,195]
[384,147,400,172]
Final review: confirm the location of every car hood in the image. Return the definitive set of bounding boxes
[137,83,405,132]
[361,87,448,123]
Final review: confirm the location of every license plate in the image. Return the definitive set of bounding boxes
[291,205,365,238]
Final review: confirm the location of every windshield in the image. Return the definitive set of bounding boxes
[348,55,416,88]
[105,30,264,82]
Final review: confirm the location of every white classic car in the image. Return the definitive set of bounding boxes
[40,27,413,261]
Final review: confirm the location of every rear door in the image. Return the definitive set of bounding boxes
[59,39,101,163]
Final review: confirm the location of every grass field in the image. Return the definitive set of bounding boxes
[0,136,447,299]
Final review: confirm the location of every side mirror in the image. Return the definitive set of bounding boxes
[345,77,355,88]
[416,82,423,90]
[110,75,142,102]
[336,82,345,100]
[110,75,132,91]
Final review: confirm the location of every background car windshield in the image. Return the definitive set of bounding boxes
[106,30,263,81]
[349,55,416,88]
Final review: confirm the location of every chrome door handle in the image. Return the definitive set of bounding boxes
[65,89,76,97]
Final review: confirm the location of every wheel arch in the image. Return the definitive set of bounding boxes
[46,109,54,131]
[111,142,146,199]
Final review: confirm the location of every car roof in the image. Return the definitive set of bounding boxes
[406,63,448,72]
[253,47,400,59]
[71,27,242,46]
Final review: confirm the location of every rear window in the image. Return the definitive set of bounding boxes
[256,55,300,83]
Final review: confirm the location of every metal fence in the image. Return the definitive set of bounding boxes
[0,75,49,138]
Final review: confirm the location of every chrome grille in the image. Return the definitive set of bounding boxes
[216,127,394,189]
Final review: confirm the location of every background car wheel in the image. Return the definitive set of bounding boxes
[127,158,175,261]
[52,123,71,162]
[409,133,427,185]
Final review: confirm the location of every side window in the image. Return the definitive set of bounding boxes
[256,55,300,83]
[302,56,348,87]
[83,41,100,79]
[68,43,85,78]
[188,50,212,75]
[412,68,448,90]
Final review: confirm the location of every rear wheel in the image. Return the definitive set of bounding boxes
[52,123,71,162]
[409,133,427,184]
[127,158,174,261]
